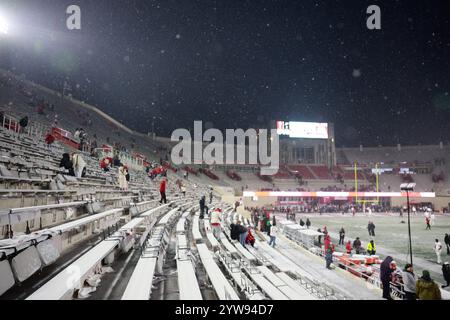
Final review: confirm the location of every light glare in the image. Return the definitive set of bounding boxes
[0,15,9,34]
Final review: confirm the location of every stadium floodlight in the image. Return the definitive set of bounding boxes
[0,14,9,35]
[400,182,415,266]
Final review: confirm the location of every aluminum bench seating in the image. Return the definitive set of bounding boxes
[195,243,240,300]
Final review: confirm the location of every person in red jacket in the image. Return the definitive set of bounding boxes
[246,229,255,247]
[324,234,331,253]
[100,157,112,172]
[345,240,352,254]
[44,132,55,147]
[159,177,167,204]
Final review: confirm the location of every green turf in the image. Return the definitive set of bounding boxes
[302,214,450,263]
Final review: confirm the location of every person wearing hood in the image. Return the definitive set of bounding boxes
[380,256,394,300]
[59,153,74,176]
[71,153,86,178]
[442,262,450,288]
[402,263,417,300]
[416,270,441,300]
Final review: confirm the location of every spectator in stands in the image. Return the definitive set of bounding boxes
[71,153,86,178]
[367,240,376,255]
[402,263,416,300]
[125,166,130,183]
[325,244,334,269]
[345,240,352,254]
[269,221,278,248]
[416,270,441,300]
[266,217,273,236]
[113,154,121,167]
[434,239,443,264]
[306,218,311,229]
[234,200,239,212]
[159,177,167,204]
[19,115,28,133]
[380,256,394,300]
[90,138,97,155]
[246,228,255,247]
[44,131,55,148]
[210,208,222,239]
[118,164,129,191]
[100,157,112,172]
[445,234,450,255]
[74,128,81,139]
[339,227,345,245]
[317,228,322,245]
[324,234,331,252]
[237,221,248,247]
[59,153,74,176]
[230,221,239,241]
[442,262,450,288]
[199,196,207,219]
[353,237,362,254]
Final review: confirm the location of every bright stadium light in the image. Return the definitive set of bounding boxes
[0,14,9,35]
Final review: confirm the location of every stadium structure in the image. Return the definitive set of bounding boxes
[0,69,449,301]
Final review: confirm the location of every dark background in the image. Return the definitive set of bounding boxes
[0,0,449,146]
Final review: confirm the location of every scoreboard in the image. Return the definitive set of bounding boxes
[276,121,329,139]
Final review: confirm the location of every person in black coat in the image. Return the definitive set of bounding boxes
[299,219,305,227]
[442,262,450,288]
[199,196,206,219]
[230,222,239,241]
[59,153,74,176]
[444,233,450,255]
[19,116,28,128]
[380,256,394,300]
[339,227,345,245]
[306,218,311,229]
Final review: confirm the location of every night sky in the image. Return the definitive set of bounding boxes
[1,0,450,147]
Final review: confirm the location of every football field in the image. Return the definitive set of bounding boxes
[296,213,450,265]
